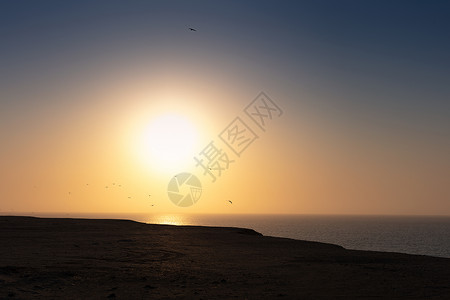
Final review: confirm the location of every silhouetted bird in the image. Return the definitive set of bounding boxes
[228,200,232,204]
[189,28,197,31]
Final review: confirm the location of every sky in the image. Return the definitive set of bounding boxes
[1,0,449,215]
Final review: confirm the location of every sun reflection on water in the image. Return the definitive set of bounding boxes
[147,214,192,226]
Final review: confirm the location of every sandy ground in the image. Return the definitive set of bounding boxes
[0,216,450,299]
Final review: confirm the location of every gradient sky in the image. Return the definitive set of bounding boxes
[1,0,449,215]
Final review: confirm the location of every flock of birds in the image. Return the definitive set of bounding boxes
[66,181,232,206]
[66,182,156,207]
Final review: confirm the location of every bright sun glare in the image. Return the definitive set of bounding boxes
[139,113,199,172]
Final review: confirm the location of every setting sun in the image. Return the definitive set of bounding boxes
[137,113,199,173]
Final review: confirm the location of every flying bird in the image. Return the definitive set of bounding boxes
[228,200,232,204]
[189,27,197,32]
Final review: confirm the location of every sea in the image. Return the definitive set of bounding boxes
[3,213,450,258]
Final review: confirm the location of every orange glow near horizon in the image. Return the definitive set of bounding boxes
[1,74,450,216]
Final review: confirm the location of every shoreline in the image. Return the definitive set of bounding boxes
[2,213,449,259]
[1,216,450,299]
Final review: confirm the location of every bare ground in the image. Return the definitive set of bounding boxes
[1,216,450,299]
